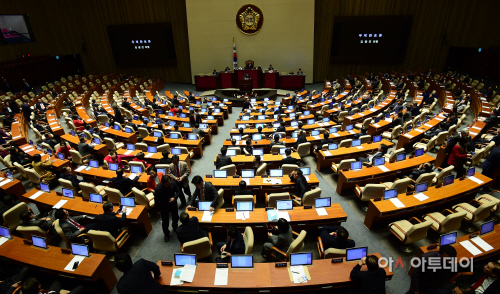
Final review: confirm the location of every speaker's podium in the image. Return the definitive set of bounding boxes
[238,79,253,93]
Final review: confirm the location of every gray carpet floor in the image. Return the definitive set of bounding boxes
[12,82,499,294]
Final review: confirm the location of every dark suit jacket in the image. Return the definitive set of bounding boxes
[276,126,286,132]
[189,182,219,208]
[294,135,307,149]
[36,102,48,112]
[224,233,245,255]
[59,216,85,241]
[281,156,298,166]
[8,100,19,113]
[61,173,82,189]
[289,175,310,198]
[270,141,285,148]
[116,259,164,294]
[350,264,386,294]
[159,157,172,165]
[111,175,139,197]
[189,115,196,127]
[154,181,182,211]
[21,103,31,120]
[44,138,57,149]
[78,142,94,158]
[234,190,253,196]
[176,216,206,244]
[409,251,454,294]
[96,212,126,238]
[482,147,500,176]
[215,154,233,167]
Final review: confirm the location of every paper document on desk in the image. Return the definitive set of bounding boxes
[316,208,328,216]
[472,126,482,130]
[389,198,405,208]
[53,200,68,209]
[459,240,482,256]
[356,146,363,149]
[470,132,478,136]
[179,264,197,283]
[415,129,424,133]
[277,211,290,221]
[373,124,380,128]
[404,134,414,138]
[332,133,340,137]
[128,173,137,180]
[313,136,321,140]
[290,266,307,283]
[124,150,133,155]
[201,211,213,222]
[468,176,484,184]
[30,191,45,199]
[145,153,154,158]
[385,118,393,123]
[64,255,85,272]
[75,166,86,172]
[270,179,282,185]
[125,208,134,215]
[170,269,184,285]
[214,268,228,286]
[414,193,429,201]
[470,237,494,252]
[236,211,250,220]
[304,176,309,181]
[24,148,34,153]
[0,179,12,187]
[102,127,109,131]
[424,124,433,127]
[0,237,9,247]
[378,165,390,172]
[323,151,332,156]
[242,178,250,186]
[436,117,443,121]
[348,130,355,134]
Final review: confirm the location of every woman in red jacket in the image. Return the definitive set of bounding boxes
[447,137,471,177]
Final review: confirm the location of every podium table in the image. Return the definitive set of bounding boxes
[239,79,253,92]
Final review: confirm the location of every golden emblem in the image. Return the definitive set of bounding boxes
[239,7,260,31]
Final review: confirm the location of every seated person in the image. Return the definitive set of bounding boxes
[32,154,55,184]
[281,148,298,166]
[243,138,253,154]
[9,148,30,165]
[60,166,83,188]
[358,144,388,165]
[96,202,127,238]
[215,146,232,167]
[159,150,172,164]
[43,133,57,149]
[234,180,253,196]
[0,194,20,224]
[408,162,433,181]
[131,152,152,169]
[215,225,245,263]
[115,253,164,294]
[20,277,84,294]
[253,155,265,173]
[350,256,386,294]
[104,150,134,169]
[19,209,53,230]
[262,218,293,260]
[410,102,420,117]
[56,143,72,159]
[54,208,95,243]
[293,130,307,150]
[72,115,85,131]
[319,225,355,249]
[270,134,285,148]
[176,212,207,244]
[289,169,310,199]
[276,122,286,132]
[111,168,142,197]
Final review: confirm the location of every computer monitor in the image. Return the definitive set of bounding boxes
[252,149,264,156]
[415,182,428,193]
[89,193,103,204]
[289,113,296,118]
[374,117,380,123]
[315,197,331,208]
[131,166,142,174]
[303,110,311,116]
[188,134,198,140]
[174,253,197,266]
[291,121,298,127]
[169,121,176,126]
[415,148,424,157]
[269,169,283,177]
[153,131,163,138]
[126,144,135,151]
[406,126,412,132]
[46,149,52,155]
[214,170,227,178]
[40,183,50,193]
[396,153,406,162]
[120,197,135,207]
[200,123,208,129]
[171,148,181,155]
[252,134,262,141]
[346,124,354,131]
[133,115,139,121]
[226,149,237,156]
[272,122,280,128]
[183,122,191,128]
[201,108,208,113]
[232,135,242,141]
[386,113,391,118]
[157,168,166,174]
[443,175,454,186]
[300,167,311,175]
[466,168,475,177]
[307,119,315,125]
[311,130,320,136]
[62,188,74,199]
[373,157,385,166]
[125,128,132,134]
[196,101,201,105]
[290,253,313,266]
[148,146,157,153]
[346,247,368,262]
[241,170,255,178]
[109,163,119,171]
[276,200,293,210]
[439,232,458,246]
[277,148,286,155]
[328,143,338,150]
[70,130,76,136]
[256,123,264,129]
[93,138,101,145]
[238,124,246,129]
[236,201,253,211]
[480,220,495,236]
[250,98,256,103]
[231,255,253,268]
[113,125,120,131]
[242,116,250,121]
[58,153,65,160]
[352,139,361,147]
[32,235,47,249]
[350,161,362,171]
[257,115,265,120]
[383,189,398,200]
[198,201,211,211]
[330,127,338,133]
[373,135,382,143]
[71,243,90,257]
[292,132,298,139]
[170,133,179,139]
[288,106,294,110]
[0,226,11,239]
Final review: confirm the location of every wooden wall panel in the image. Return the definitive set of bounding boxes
[0,0,191,83]
[314,0,500,82]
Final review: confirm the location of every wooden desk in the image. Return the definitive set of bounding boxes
[117,149,191,170]
[130,120,213,145]
[395,112,447,150]
[19,144,71,171]
[0,173,26,199]
[98,125,137,144]
[74,166,149,185]
[154,114,219,134]
[45,109,65,136]
[0,237,117,291]
[364,173,492,229]
[60,134,109,159]
[229,121,336,135]
[342,94,396,131]
[336,154,435,194]
[235,115,315,126]
[214,153,301,170]
[11,114,28,146]
[158,253,392,292]
[143,136,203,158]
[22,189,152,235]
[316,139,394,171]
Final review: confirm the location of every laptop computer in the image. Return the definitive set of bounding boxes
[443,175,454,186]
[350,161,362,171]
[276,200,293,210]
[71,243,90,257]
[241,170,255,178]
[32,235,47,249]
[415,182,428,193]
[62,188,74,199]
[383,189,398,200]
[345,247,367,262]
[214,170,227,178]
[315,197,331,208]
[236,201,253,211]
[231,255,253,268]
[174,253,197,266]
[120,197,135,207]
[290,253,312,266]
[373,157,385,166]
[108,163,119,171]
[89,193,103,204]
[0,225,11,239]
[198,201,212,211]
[480,220,495,236]
[439,232,457,246]
[269,169,283,177]
[300,167,311,175]
[415,148,424,157]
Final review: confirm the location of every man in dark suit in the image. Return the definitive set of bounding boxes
[242,98,250,110]
[270,134,285,148]
[243,138,253,154]
[115,253,164,294]
[466,261,500,294]
[1,78,11,92]
[77,136,95,158]
[396,80,404,90]
[350,255,386,294]
[192,123,205,137]
[188,175,219,211]
[60,166,83,189]
[358,144,388,164]
[262,218,294,259]
[17,277,84,294]
[268,65,274,71]
[21,101,31,122]
[276,122,286,133]
[96,202,127,238]
[54,208,95,243]
[169,155,191,208]
[216,146,233,167]
[481,138,500,191]
[234,180,253,196]
[417,79,425,90]
[189,110,196,127]
[111,168,142,197]
[155,175,182,242]
[194,108,202,124]
[410,102,420,117]
[35,99,48,113]
[293,130,307,150]
[484,109,499,131]
[289,169,310,198]
[319,225,355,250]
[484,87,494,99]
[43,133,57,149]
[408,245,457,294]
[281,148,298,166]
[21,79,31,92]
[215,225,246,263]
[8,98,20,113]
[176,212,206,244]
[19,209,52,230]
[159,150,172,164]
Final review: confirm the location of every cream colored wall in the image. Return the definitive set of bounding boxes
[186,0,314,84]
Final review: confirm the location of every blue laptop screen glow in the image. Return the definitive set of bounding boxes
[40,183,49,192]
[241,170,255,178]
[373,157,385,166]
[352,139,361,147]
[315,197,331,208]
[480,220,495,235]
[350,162,362,170]
[270,169,283,177]
[148,146,157,153]
[252,149,263,156]
[236,201,253,211]
[170,133,179,139]
[0,226,10,239]
[120,197,135,207]
[214,170,227,178]
[415,148,424,157]
[300,167,311,175]
[416,182,428,193]
[330,127,337,133]
[396,153,406,162]
[311,130,319,136]
[71,243,89,257]
[89,193,103,204]
[373,135,382,143]
[131,166,142,173]
[328,143,338,150]
[346,124,354,131]
[153,132,163,138]
[127,144,135,150]
[276,200,293,210]
[32,236,47,249]
[125,128,132,133]
[62,188,74,198]
[113,125,120,131]
[440,232,457,246]
[171,148,181,155]
[279,148,287,155]
[290,253,312,266]
[198,201,211,211]
[94,138,101,145]
[157,168,166,174]
[231,255,253,268]
[307,119,315,125]
[346,247,367,262]
[443,175,454,186]
[58,153,65,160]
[175,254,196,266]
[467,168,475,177]
[226,149,237,156]
[188,134,197,140]
[384,189,398,200]
[109,163,119,171]
[252,134,262,141]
